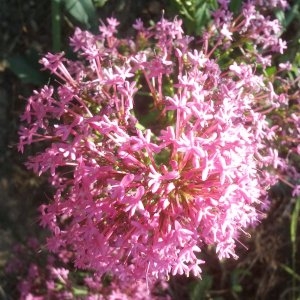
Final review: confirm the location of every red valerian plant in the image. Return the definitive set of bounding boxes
[19,2,289,282]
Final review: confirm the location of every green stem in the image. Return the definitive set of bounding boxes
[52,0,62,52]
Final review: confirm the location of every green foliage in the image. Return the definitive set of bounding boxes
[93,0,109,7]
[7,0,108,84]
[230,268,249,298]
[62,0,98,30]
[169,0,218,34]
[51,0,106,51]
[280,263,300,300]
[264,66,277,79]
[7,51,48,85]
[229,0,242,14]
[72,286,89,296]
[276,0,300,29]
[281,263,300,282]
[52,0,62,51]
[291,197,300,250]
[189,275,212,300]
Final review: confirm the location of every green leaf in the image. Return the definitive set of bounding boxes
[195,2,208,31]
[229,0,243,14]
[230,268,249,295]
[280,263,300,282]
[62,0,97,29]
[291,197,300,245]
[175,0,194,21]
[7,53,47,85]
[171,0,217,34]
[275,9,287,28]
[52,0,62,51]
[283,2,300,29]
[93,0,108,7]
[72,286,88,296]
[264,66,277,77]
[189,275,212,300]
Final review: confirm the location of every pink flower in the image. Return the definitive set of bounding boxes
[18,14,287,283]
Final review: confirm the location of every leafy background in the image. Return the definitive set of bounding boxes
[0,0,300,299]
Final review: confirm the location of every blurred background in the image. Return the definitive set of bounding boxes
[0,0,300,299]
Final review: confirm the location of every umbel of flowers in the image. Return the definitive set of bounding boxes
[19,4,286,281]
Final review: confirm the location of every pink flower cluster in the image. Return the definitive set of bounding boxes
[19,7,285,281]
[211,0,288,66]
[5,238,169,299]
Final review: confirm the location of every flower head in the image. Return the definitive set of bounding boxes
[19,15,282,281]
